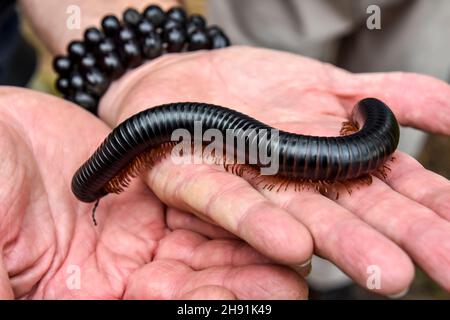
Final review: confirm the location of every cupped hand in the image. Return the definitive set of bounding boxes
[100,46,450,296]
[0,87,308,299]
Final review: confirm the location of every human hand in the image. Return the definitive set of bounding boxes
[99,46,450,296]
[0,87,308,299]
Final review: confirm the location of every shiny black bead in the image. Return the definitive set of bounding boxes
[188,29,211,51]
[53,56,72,75]
[166,7,187,23]
[186,14,206,34]
[207,26,225,37]
[121,41,143,68]
[96,38,116,56]
[99,52,124,79]
[190,14,206,26]
[69,73,85,91]
[163,18,182,34]
[80,53,97,72]
[68,91,98,113]
[56,77,70,94]
[207,27,231,49]
[84,27,104,49]
[123,8,142,28]
[210,33,231,49]
[136,19,155,38]
[165,26,186,53]
[143,5,165,27]
[101,15,121,36]
[68,41,86,61]
[85,68,110,96]
[142,32,162,59]
[118,26,136,43]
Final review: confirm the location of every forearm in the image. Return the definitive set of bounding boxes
[19,0,181,54]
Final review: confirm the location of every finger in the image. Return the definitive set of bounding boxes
[180,285,236,300]
[144,161,313,264]
[155,229,270,269]
[166,208,238,239]
[339,72,450,134]
[155,228,312,283]
[257,187,414,296]
[384,152,450,221]
[336,177,450,291]
[124,260,308,300]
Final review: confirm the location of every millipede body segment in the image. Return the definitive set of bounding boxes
[72,98,400,203]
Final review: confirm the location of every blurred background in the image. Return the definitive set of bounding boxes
[1,0,449,300]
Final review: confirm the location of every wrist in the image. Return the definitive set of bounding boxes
[20,0,181,54]
[98,52,194,125]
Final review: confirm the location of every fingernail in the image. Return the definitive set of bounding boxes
[388,287,409,299]
[290,259,312,277]
[299,258,312,268]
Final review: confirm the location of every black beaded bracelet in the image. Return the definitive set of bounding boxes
[53,5,231,114]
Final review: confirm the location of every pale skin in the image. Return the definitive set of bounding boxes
[2,0,448,299]
[20,0,179,54]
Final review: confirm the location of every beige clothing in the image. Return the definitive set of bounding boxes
[208,0,450,79]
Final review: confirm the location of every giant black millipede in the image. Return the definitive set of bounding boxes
[72,98,400,213]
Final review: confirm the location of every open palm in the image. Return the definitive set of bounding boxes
[0,87,308,299]
[99,46,450,296]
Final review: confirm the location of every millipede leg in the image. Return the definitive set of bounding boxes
[340,121,360,136]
